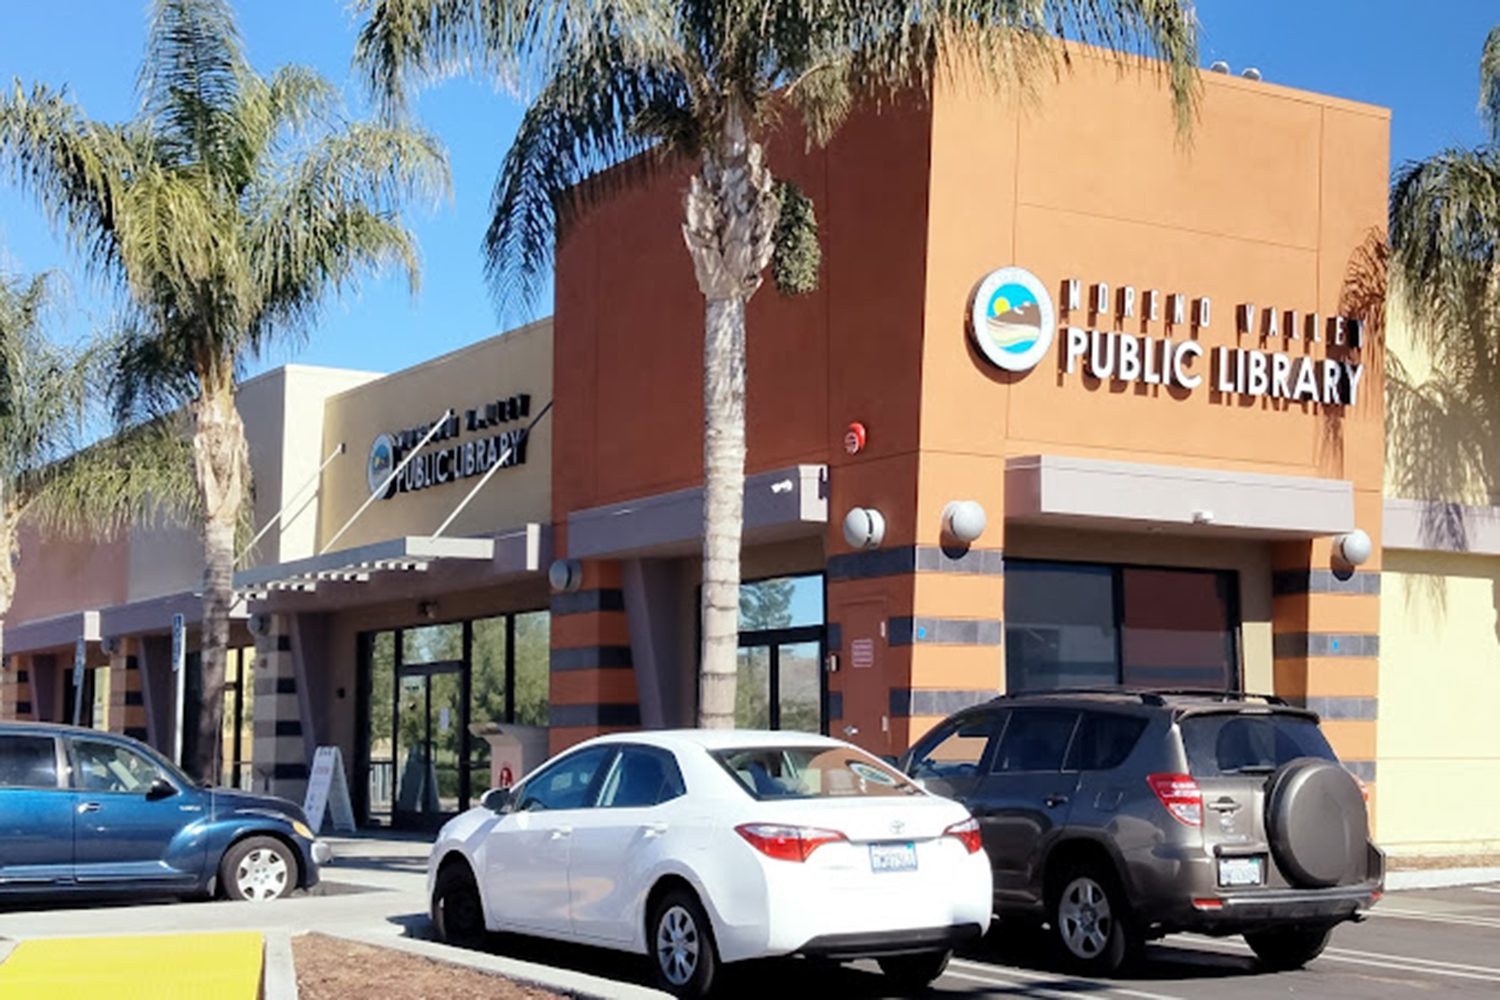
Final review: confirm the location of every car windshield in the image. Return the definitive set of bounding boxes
[712,746,922,800]
[1180,713,1337,777]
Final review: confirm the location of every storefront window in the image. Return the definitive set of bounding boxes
[221,647,255,788]
[735,574,826,733]
[1005,560,1238,693]
[365,609,551,827]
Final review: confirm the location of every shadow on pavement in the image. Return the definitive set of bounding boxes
[962,921,1261,983]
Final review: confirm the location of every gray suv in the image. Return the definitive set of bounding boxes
[900,689,1384,974]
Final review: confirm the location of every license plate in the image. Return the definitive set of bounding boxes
[869,842,918,873]
[1218,856,1265,887]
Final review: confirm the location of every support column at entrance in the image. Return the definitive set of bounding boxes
[107,638,149,742]
[1270,526,1382,816]
[251,613,310,802]
[1,654,33,720]
[549,559,640,754]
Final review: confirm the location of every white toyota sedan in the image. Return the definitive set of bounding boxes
[427,729,992,997]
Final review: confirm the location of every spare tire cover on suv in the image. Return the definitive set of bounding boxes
[1265,757,1367,888]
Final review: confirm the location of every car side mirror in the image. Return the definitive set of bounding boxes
[481,787,513,814]
[146,777,177,801]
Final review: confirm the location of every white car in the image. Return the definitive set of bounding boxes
[427,729,993,997]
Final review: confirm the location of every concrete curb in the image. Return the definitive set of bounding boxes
[263,931,298,1000]
[1387,866,1500,891]
[330,931,669,1000]
[0,937,13,966]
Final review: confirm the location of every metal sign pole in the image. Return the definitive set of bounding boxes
[71,637,86,726]
[171,613,186,767]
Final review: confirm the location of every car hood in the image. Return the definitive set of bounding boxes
[211,788,308,825]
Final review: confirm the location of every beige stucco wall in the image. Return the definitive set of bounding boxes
[1378,549,1500,857]
[317,320,553,551]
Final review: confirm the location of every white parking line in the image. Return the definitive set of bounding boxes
[1172,935,1500,984]
[1371,906,1500,929]
[1472,886,1500,894]
[946,958,1185,1000]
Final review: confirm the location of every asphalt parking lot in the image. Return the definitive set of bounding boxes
[1,839,1496,999]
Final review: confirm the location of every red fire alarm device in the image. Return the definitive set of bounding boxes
[844,421,867,455]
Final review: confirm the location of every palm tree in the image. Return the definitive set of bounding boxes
[355,0,1200,728]
[0,0,449,781]
[1389,25,1500,541]
[0,270,195,673]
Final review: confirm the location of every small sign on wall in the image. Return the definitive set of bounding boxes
[850,638,876,669]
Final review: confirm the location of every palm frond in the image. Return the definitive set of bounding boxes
[140,0,254,181]
[483,31,687,309]
[0,82,139,286]
[21,415,199,540]
[1481,25,1500,144]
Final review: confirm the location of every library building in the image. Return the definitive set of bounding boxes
[3,51,1497,861]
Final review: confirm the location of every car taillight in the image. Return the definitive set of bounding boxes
[1147,773,1203,827]
[943,817,983,854]
[1355,776,1371,805]
[735,823,847,862]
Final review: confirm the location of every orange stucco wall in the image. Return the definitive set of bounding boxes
[550,49,1389,764]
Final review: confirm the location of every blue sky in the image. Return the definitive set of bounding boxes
[1,1,1496,379]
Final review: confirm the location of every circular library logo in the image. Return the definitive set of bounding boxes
[368,433,396,495]
[970,266,1055,372]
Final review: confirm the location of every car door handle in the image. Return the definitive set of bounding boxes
[1208,798,1241,812]
[77,801,101,814]
[643,822,668,838]
[550,827,573,840]
[1044,795,1070,809]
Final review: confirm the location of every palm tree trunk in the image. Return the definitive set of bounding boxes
[699,295,747,728]
[683,106,779,729]
[191,385,248,783]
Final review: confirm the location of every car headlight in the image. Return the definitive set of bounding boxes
[291,820,315,840]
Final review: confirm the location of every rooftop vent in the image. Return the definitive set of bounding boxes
[1209,60,1230,74]
[1241,67,1263,81]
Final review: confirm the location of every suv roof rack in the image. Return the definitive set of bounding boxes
[992,687,1287,708]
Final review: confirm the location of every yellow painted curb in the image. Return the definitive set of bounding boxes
[0,931,264,1000]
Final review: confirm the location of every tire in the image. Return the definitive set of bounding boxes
[1265,758,1368,889]
[648,888,719,999]
[1244,926,1332,971]
[432,860,487,949]
[878,949,952,989]
[1047,862,1138,974]
[219,835,297,902]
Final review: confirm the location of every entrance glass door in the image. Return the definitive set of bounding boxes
[735,628,825,732]
[394,662,463,823]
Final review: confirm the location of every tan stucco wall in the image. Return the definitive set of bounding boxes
[317,321,553,551]
[1378,549,1500,857]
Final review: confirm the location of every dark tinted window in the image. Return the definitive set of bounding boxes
[597,748,685,808]
[992,710,1080,773]
[1005,562,1117,691]
[1066,712,1149,771]
[908,712,1003,780]
[517,747,612,811]
[1181,714,1337,777]
[1120,569,1236,689]
[0,735,58,789]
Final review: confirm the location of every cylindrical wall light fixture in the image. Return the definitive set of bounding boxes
[942,500,988,545]
[548,558,584,593]
[1335,529,1372,567]
[842,507,887,550]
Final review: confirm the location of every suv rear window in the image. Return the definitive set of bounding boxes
[1181,713,1338,777]
[714,746,921,800]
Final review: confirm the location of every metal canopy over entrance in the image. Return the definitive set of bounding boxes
[233,535,498,600]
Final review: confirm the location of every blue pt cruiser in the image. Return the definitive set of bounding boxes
[0,721,330,901]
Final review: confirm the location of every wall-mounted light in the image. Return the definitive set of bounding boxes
[843,507,886,550]
[1209,60,1231,74]
[100,636,120,656]
[1191,509,1215,525]
[942,501,987,545]
[1335,529,1372,568]
[248,613,272,638]
[1241,67,1263,81]
[549,558,584,593]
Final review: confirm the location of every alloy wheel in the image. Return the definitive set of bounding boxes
[1058,875,1113,959]
[235,847,290,901]
[655,904,700,985]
